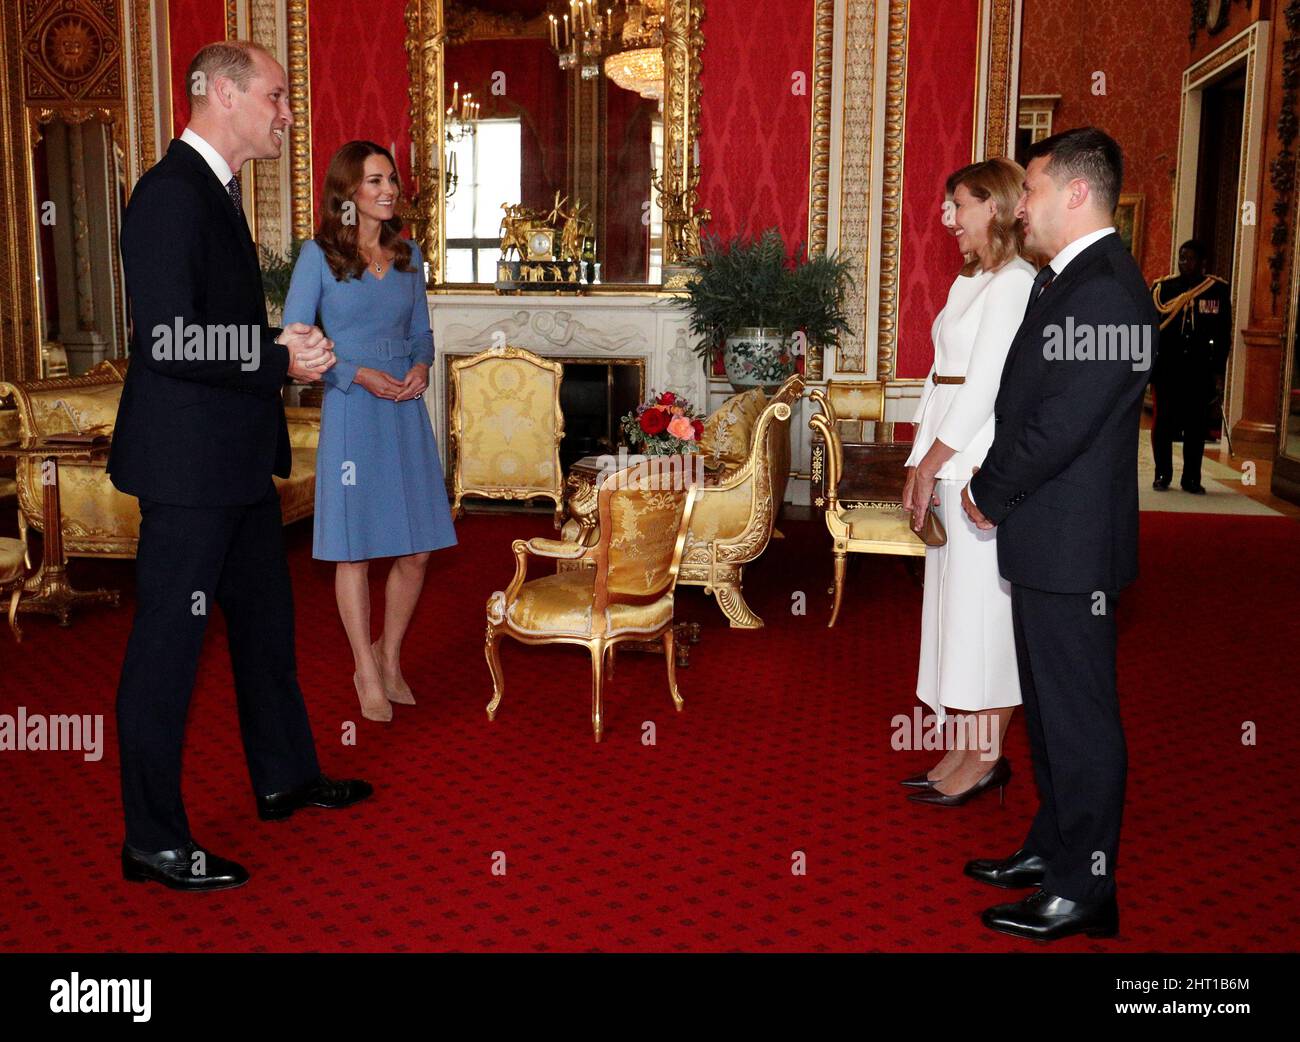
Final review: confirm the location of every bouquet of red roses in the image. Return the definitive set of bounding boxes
[620,390,705,456]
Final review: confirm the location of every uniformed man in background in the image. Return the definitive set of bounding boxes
[1150,239,1233,494]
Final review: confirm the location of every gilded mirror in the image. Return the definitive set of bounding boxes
[405,0,707,291]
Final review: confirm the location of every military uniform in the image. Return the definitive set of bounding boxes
[1150,272,1232,490]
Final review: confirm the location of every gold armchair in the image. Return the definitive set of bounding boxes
[449,345,565,527]
[676,373,804,628]
[1,528,30,641]
[808,383,924,627]
[484,459,700,742]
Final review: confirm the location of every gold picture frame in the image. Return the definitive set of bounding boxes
[1114,192,1145,262]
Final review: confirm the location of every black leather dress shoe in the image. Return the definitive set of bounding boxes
[981,888,1119,941]
[1152,477,1170,491]
[964,847,1048,889]
[257,773,373,821]
[121,841,249,891]
[900,771,937,789]
[1181,482,1207,494]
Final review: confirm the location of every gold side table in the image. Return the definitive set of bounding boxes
[0,437,121,626]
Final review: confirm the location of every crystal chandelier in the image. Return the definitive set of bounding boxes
[547,0,665,96]
[604,0,664,100]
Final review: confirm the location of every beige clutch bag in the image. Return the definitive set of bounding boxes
[905,502,947,547]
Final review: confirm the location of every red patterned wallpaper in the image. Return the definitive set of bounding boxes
[307,0,413,230]
[696,0,814,252]
[166,0,226,135]
[895,0,980,378]
[1020,0,1187,286]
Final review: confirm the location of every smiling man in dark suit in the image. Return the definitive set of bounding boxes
[960,127,1157,940]
[110,41,372,891]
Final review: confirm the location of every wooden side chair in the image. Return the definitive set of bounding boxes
[484,459,700,742]
[449,345,565,527]
[808,383,925,627]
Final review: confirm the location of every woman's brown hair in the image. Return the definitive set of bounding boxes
[948,157,1027,275]
[315,140,413,281]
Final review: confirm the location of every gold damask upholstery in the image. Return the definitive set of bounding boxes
[699,387,767,475]
[0,532,30,641]
[485,460,699,742]
[450,346,565,527]
[0,360,321,559]
[676,374,803,628]
[808,384,925,627]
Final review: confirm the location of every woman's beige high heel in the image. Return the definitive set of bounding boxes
[354,671,393,722]
[372,639,415,705]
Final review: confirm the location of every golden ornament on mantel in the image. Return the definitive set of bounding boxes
[496,191,595,292]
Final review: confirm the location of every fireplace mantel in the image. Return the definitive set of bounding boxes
[425,290,705,462]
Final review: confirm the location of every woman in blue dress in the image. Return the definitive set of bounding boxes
[283,140,456,724]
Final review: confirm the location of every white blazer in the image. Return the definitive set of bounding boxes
[905,257,1035,481]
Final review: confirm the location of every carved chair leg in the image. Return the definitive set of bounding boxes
[829,551,847,628]
[589,638,606,742]
[713,580,762,629]
[663,628,683,711]
[452,495,465,522]
[485,623,505,720]
[7,587,21,643]
[606,643,616,684]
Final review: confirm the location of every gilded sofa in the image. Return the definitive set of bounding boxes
[677,373,804,628]
[0,359,320,559]
[448,345,565,527]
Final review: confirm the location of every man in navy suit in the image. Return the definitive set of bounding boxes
[962,128,1157,940]
[111,41,372,891]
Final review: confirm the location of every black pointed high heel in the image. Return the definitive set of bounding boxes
[900,772,938,789]
[907,757,1011,806]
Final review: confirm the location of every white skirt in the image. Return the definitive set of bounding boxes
[915,477,1022,717]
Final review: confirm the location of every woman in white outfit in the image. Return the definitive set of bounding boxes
[901,158,1034,806]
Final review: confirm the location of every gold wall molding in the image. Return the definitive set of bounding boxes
[833,0,880,376]
[130,0,158,173]
[805,0,835,381]
[873,0,907,382]
[287,0,312,240]
[974,0,1019,160]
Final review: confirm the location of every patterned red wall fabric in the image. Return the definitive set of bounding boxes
[307,0,413,231]
[696,0,814,252]
[1020,0,1187,285]
[895,0,980,378]
[166,0,227,135]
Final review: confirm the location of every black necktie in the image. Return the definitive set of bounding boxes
[1024,264,1055,318]
[225,174,242,214]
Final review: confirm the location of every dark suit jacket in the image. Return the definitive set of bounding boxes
[969,232,1158,594]
[108,138,292,507]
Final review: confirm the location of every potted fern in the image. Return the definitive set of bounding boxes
[260,238,304,326]
[677,228,853,391]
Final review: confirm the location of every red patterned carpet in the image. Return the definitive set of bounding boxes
[1,510,1297,953]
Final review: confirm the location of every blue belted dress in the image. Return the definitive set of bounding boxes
[283,237,457,562]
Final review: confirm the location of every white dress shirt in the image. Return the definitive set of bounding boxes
[180,126,235,189]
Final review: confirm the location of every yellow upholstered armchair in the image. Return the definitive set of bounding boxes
[449,346,565,527]
[484,460,700,742]
[0,359,321,559]
[808,383,924,627]
[676,373,803,628]
[1,526,30,640]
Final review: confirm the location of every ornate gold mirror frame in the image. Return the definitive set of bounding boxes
[404,0,708,291]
